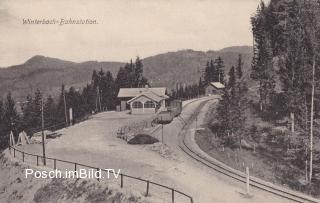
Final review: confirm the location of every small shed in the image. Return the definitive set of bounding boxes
[205,82,225,95]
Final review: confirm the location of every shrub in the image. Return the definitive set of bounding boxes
[128,134,159,145]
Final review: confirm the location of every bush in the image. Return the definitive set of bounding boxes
[222,135,238,148]
[249,125,259,141]
[128,134,159,145]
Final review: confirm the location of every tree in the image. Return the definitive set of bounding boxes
[115,57,148,90]
[217,87,231,135]
[2,92,20,148]
[204,57,224,84]
[32,89,43,129]
[251,1,276,112]
[44,95,56,128]
[0,99,7,150]
[215,57,225,83]
[56,84,68,125]
[204,61,211,84]
[134,57,148,87]
[217,57,248,148]
[21,94,34,132]
[198,77,205,96]
[236,54,243,79]
[100,71,116,110]
[67,86,86,122]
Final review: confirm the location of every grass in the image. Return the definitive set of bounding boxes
[195,101,320,198]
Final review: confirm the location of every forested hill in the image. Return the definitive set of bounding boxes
[143,46,253,88]
[0,56,124,101]
[0,46,252,100]
[212,0,320,196]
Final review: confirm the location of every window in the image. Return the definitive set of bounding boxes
[144,101,155,108]
[132,101,143,108]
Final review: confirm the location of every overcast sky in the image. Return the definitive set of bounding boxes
[0,0,263,67]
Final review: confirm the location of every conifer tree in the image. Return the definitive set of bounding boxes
[236,54,243,79]
[3,92,20,147]
[215,57,225,83]
[21,94,34,131]
[32,89,42,129]
[44,95,56,128]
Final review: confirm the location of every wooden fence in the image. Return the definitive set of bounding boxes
[8,145,193,203]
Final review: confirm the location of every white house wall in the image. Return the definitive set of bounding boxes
[129,95,158,114]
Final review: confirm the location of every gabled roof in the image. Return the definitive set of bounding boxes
[208,82,225,89]
[127,91,169,104]
[118,87,167,98]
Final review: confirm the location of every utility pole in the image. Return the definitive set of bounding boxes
[97,86,102,112]
[162,124,164,143]
[99,86,102,111]
[69,108,73,126]
[63,89,68,126]
[195,115,198,129]
[160,116,164,143]
[309,55,315,183]
[41,98,46,166]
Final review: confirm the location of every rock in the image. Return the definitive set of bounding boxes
[241,139,253,150]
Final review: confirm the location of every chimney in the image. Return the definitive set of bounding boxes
[145,85,149,91]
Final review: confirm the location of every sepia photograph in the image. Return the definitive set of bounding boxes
[0,0,320,202]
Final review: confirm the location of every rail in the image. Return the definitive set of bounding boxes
[8,145,193,203]
[178,98,320,203]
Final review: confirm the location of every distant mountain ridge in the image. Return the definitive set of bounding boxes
[0,46,253,101]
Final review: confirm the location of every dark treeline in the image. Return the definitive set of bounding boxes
[170,79,205,100]
[204,56,225,84]
[0,57,148,151]
[251,0,320,128]
[250,0,320,185]
[170,56,226,100]
[212,0,320,190]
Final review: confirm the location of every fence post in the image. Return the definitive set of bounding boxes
[43,156,46,166]
[54,159,56,170]
[97,168,100,181]
[22,152,25,162]
[37,156,39,166]
[9,145,11,154]
[246,166,250,196]
[190,197,193,203]
[145,181,149,197]
[120,174,123,188]
[171,189,175,203]
[14,148,15,158]
[74,163,77,171]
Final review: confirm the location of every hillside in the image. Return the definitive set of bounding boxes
[0,152,151,203]
[0,46,252,100]
[0,56,124,100]
[143,46,253,88]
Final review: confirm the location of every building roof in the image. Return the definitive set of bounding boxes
[127,91,169,104]
[208,82,225,89]
[118,87,167,98]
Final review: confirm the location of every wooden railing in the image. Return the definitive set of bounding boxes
[8,145,193,203]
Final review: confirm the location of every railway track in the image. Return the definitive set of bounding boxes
[177,98,320,203]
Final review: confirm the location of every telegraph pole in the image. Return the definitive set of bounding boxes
[309,55,315,182]
[96,86,102,112]
[162,124,164,143]
[63,89,68,126]
[41,98,46,166]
